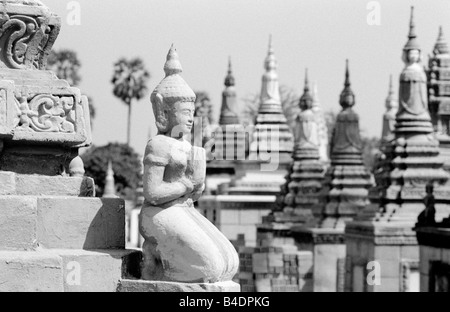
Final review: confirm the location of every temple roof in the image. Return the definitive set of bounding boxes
[299,69,314,110]
[404,6,421,51]
[433,26,450,55]
[224,57,235,87]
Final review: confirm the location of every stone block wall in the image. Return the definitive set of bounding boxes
[238,246,313,292]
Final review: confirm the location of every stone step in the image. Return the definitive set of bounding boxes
[0,249,142,292]
[0,171,95,197]
[117,279,240,292]
[0,196,125,250]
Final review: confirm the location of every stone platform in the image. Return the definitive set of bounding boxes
[0,196,125,250]
[117,280,240,292]
[292,227,346,292]
[345,221,420,292]
[0,249,141,292]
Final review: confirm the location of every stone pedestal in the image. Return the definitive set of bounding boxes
[292,227,346,292]
[0,0,143,292]
[0,185,144,291]
[117,280,240,292]
[345,221,420,292]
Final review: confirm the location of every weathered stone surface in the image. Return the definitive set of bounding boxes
[313,243,346,292]
[0,0,92,176]
[0,171,15,195]
[0,249,141,292]
[52,249,141,292]
[14,174,95,197]
[139,46,239,284]
[0,196,125,250]
[36,197,125,250]
[0,251,64,292]
[117,280,240,292]
[0,197,37,250]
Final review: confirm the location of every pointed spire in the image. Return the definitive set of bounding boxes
[304,68,310,93]
[409,6,416,39]
[299,68,314,110]
[268,34,273,55]
[103,160,117,198]
[264,35,277,71]
[345,59,350,87]
[385,75,398,109]
[404,6,421,51]
[434,26,450,55]
[312,81,320,109]
[219,57,239,125]
[224,56,235,87]
[164,44,183,76]
[340,59,355,109]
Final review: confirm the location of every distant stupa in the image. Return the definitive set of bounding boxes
[103,160,117,198]
[249,36,294,163]
[428,26,450,172]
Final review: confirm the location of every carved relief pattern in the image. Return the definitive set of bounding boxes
[16,94,76,133]
[0,12,60,70]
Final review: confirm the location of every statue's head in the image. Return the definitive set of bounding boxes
[402,48,422,65]
[402,7,422,66]
[151,45,196,138]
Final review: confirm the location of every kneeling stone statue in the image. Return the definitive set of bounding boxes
[139,45,239,283]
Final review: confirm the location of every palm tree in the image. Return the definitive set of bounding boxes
[47,49,82,86]
[111,58,150,145]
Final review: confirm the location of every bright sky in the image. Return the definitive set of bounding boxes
[44,0,450,156]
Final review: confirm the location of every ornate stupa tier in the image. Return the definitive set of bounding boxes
[428,26,450,171]
[372,76,399,203]
[321,60,372,229]
[396,7,434,135]
[0,0,92,176]
[357,7,450,225]
[312,82,329,163]
[263,70,327,227]
[219,58,239,126]
[381,75,399,145]
[212,58,247,161]
[0,1,59,70]
[250,36,293,162]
